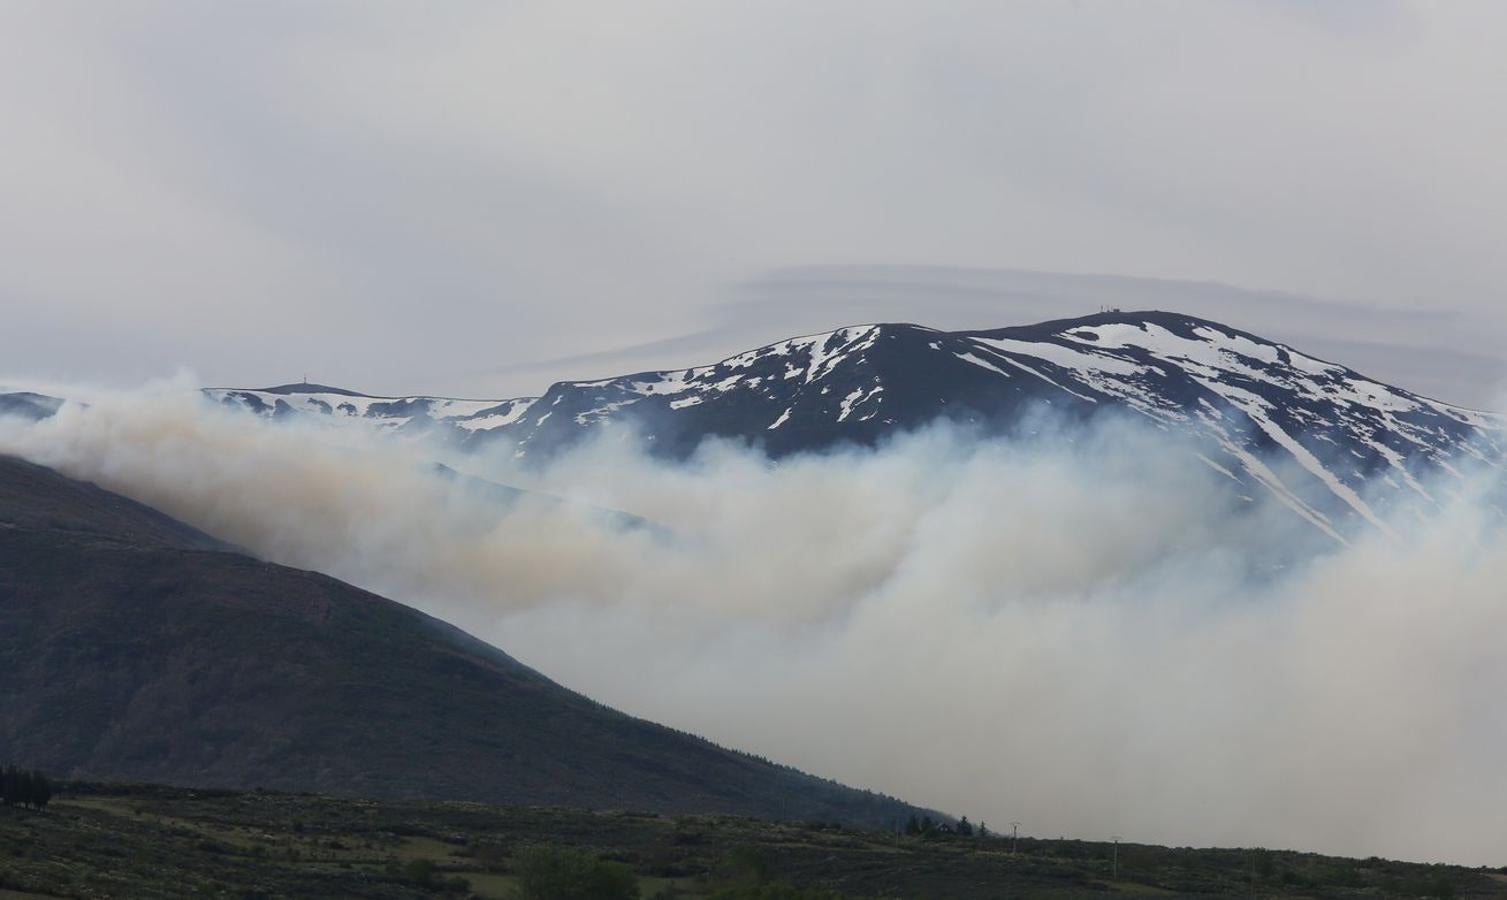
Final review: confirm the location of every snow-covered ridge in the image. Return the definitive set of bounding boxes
[948,314,1501,537]
[204,312,1503,538]
[205,383,537,435]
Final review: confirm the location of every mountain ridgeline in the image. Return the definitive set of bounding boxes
[206,310,1502,540]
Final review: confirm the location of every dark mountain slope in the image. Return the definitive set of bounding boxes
[0,454,227,551]
[0,455,920,825]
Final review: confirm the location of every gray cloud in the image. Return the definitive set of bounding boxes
[3,2,1507,403]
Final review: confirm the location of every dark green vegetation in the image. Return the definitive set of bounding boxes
[0,455,917,825]
[1,785,1503,899]
[0,766,52,811]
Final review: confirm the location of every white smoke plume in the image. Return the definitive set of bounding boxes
[2,378,1505,865]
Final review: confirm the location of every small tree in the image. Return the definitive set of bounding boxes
[1,765,18,807]
[0,766,54,812]
[903,815,921,836]
[31,771,51,810]
[956,816,974,837]
[16,770,35,809]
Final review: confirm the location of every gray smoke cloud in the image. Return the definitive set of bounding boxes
[2,381,1505,865]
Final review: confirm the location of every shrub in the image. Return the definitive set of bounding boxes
[513,846,640,900]
[720,846,770,885]
[708,885,844,900]
[405,858,435,885]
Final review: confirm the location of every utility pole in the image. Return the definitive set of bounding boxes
[1111,836,1122,880]
[1010,822,1021,855]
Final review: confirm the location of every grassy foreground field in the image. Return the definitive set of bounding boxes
[0,784,1502,899]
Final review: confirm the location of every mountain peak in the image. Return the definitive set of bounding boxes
[209,311,1502,539]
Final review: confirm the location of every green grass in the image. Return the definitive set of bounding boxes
[0,784,1502,898]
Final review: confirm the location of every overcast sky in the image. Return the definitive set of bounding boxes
[4,1,1506,404]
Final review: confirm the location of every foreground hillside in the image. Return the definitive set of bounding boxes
[0,455,917,826]
[0,784,1501,899]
